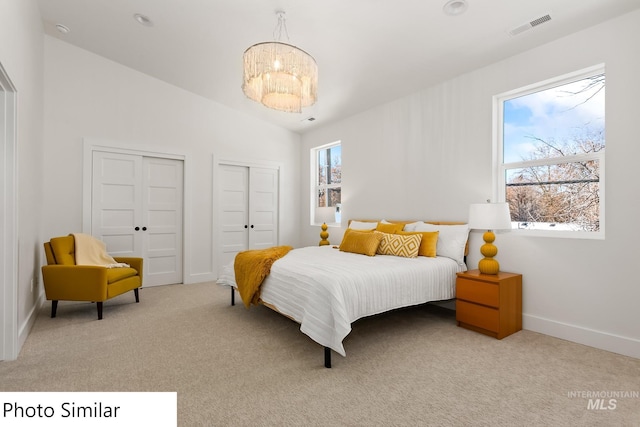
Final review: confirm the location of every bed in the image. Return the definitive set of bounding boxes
[216,220,469,367]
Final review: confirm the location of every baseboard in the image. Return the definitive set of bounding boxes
[524,314,640,359]
[17,293,45,354]
[185,272,216,284]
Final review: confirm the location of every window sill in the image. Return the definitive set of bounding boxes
[510,228,604,240]
[312,222,341,228]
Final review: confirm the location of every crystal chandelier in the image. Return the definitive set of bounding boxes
[242,11,318,113]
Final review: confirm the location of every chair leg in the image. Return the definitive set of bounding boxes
[97,302,103,320]
[134,288,139,303]
[51,301,58,318]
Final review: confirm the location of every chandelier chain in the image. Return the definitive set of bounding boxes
[273,11,290,42]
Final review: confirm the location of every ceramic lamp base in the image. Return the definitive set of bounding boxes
[478,230,500,275]
[319,223,330,246]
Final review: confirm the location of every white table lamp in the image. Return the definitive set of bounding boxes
[468,202,512,274]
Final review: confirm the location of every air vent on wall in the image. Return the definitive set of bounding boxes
[508,14,552,36]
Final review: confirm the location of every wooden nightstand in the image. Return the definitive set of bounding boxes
[456,269,522,339]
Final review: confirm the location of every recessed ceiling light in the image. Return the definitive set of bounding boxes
[443,0,468,16]
[133,13,153,27]
[55,24,71,34]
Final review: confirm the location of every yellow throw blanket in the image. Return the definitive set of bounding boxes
[72,233,130,268]
[234,245,293,308]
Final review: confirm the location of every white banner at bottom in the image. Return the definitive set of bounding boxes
[1,392,177,426]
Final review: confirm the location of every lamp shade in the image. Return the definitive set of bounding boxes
[315,206,335,224]
[468,203,512,231]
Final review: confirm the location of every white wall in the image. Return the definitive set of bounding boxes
[42,36,302,284]
[301,10,640,358]
[0,0,45,358]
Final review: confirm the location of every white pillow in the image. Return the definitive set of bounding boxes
[414,223,469,265]
[348,220,377,230]
[402,221,424,232]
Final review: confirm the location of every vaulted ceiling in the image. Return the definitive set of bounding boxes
[37,0,640,134]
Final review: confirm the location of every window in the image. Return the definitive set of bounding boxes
[311,141,341,225]
[495,65,605,238]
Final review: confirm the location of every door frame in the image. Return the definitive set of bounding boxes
[213,156,284,272]
[82,139,189,284]
[0,63,18,360]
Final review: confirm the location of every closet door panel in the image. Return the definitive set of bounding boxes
[142,157,184,286]
[92,151,143,257]
[219,165,250,268]
[249,167,278,250]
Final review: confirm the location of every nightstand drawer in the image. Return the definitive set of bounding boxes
[456,300,499,332]
[456,278,499,307]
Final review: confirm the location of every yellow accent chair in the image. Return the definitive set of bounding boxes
[42,236,143,320]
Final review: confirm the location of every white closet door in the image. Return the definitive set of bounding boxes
[249,167,279,250]
[218,164,279,269]
[92,152,143,257]
[142,157,184,286]
[92,151,183,287]
[219,165,250,268]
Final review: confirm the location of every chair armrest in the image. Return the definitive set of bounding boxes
[114,257,143,277]
[41,265,109,301]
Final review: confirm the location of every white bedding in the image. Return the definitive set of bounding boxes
[217,246,465,357]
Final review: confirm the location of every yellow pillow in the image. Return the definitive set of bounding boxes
[339,230,383,256]
[375,222,404,234]
[375,232,422,258]
[399,231,439,257]
[339,228,373,245]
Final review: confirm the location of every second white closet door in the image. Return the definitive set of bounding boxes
[218,164,279,269]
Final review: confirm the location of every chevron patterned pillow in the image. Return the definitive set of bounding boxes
[375,232,422,258]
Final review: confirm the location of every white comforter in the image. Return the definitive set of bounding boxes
[217,246,465,357]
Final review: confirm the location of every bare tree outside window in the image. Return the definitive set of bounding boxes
[314,142,341,210]
[499,67,605,235]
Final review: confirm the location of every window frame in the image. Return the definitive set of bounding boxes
[310,141,341,226]
[493,64,605,239]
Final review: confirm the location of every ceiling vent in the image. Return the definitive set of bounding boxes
[508,14,552,36]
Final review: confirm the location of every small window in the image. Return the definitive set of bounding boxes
[311,142,341,225]
[495,65,605,238]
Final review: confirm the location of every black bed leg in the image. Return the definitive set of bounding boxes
[231,287,235,306]
[324,347,332,368]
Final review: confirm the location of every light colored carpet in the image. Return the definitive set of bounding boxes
[1,282,638,426]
